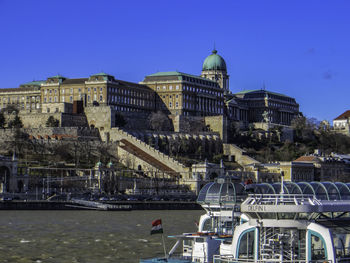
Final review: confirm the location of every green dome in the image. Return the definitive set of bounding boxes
[202,49,227,71]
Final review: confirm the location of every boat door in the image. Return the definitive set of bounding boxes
[306,223,335,263]
[231,223,258,261]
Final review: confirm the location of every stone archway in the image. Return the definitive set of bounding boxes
[0,166,11,193]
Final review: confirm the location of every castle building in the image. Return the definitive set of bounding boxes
[0,49,300,132]
[0,81,43,113]
[39,73,155,114]
[140,71,224,116]
[234,89,299,126]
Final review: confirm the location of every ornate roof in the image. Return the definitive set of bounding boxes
[202,49,227,71]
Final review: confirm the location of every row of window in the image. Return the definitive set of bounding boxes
[156,85,223,97]
[108,96,153,108]
[44,87,104,95]
[1,96,40,103]
[157,85,180,91]
[0,103,40,110]
[108,87,151,99]
[182,76,218,87]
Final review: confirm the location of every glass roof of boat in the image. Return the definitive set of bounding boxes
[197,179,350,205]
[197,176,246,204]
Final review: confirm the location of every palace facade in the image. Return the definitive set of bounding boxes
[0,49,300,131]
[140,71,224,116]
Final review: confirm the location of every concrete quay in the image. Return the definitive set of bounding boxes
[0,200,201,210]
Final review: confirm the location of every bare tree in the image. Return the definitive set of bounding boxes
[148,111,171,131]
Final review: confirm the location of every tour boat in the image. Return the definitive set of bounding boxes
[141,178,350,263]
[214,182,350,263]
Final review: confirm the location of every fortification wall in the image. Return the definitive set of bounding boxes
[16,112,88,129]
[172,115,227,142]
[205,115,227,142]
[84,106,115,130]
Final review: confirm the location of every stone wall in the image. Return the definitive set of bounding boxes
[18,112,62,128]
[16,112,88,129]
[204,115,227,142]
[23,127,100,138]
[84,106,115,130]
[171,115,227,142]
[223,143,260,166]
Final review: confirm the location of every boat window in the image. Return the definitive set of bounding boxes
[202,218,212,232]
[195,238,204,243]
[238,229,255,259]
[183,239,192,246]
[310,233,326,261]
[278,212,296,220]
[332,227,350,260]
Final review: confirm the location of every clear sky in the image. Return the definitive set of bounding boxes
[0,0,349,122]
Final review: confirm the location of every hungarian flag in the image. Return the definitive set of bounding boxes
[150,219,163,235]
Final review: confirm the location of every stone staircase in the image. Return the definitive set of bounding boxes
[106,128,189,177]
[223,143,260,166]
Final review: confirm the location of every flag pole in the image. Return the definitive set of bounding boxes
[161,233,167,259]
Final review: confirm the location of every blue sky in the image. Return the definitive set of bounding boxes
[0,0,349,122]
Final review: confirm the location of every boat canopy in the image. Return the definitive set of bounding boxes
[197,178,350,205]
[197,176,246,205]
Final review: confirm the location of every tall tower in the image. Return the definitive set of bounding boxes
[201,49,229,93]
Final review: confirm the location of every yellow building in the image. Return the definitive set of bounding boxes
[140,71,224,116]
[38,73,155,114]
[0,81,42,113]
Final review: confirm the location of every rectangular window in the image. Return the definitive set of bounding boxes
[62,96,65,102]
[88,95,90,102]
[70,96,73,102]
[163,86,166,90]
[70,88,73,94]
[100,95,103,102]
[169,85,173,90]
[169,102,172,108]
[176,85,179,90]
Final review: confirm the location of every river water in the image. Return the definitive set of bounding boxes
[0,210,204,263]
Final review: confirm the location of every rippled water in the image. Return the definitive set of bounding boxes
[0,210,203,263]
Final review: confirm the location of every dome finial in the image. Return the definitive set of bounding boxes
[212,42,217,54]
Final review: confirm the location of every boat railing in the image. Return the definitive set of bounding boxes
[213,255,332,263]
[243,193,320,206]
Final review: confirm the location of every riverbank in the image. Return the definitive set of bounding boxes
[0,200,202,210]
